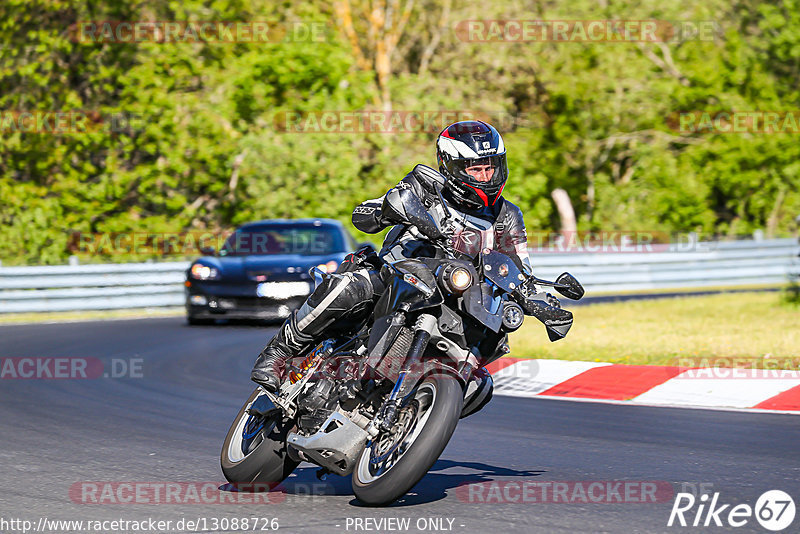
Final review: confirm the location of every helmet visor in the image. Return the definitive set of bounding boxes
[449,154,508,192]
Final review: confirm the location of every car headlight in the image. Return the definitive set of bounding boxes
[190,263,220,280]
[316,260,339,273]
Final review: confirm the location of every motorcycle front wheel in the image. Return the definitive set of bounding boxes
[220,388,299,490]
[351,375,462,506]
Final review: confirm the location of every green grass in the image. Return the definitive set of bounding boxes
[782,282,800,306]
[4,291,799,370]
[510,291,800,368]
[0,307,184,324]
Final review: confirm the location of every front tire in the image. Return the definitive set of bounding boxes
[352,375,462,505]
[220,388,298,490]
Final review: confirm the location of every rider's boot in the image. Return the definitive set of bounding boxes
[251,266,380,392]
[251,313,315,392]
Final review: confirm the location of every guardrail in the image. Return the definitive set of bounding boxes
[530,237,800,295]
[0,238,797,313]
[0,262,190,313]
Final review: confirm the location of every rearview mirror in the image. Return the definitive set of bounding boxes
[555,272,584,300]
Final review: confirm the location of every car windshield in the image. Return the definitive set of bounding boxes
[219,224,346,256]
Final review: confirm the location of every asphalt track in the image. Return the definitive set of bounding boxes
[1,317,799,533]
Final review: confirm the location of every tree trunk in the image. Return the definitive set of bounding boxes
[551,188,577,237]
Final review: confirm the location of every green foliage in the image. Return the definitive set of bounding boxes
[782,281,800,307]
[1,0,799,264]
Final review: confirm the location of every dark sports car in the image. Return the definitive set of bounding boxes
[185,219,366,324]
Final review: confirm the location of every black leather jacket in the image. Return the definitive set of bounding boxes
[351,164,532,274]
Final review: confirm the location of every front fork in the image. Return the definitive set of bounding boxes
[373,313,438,432]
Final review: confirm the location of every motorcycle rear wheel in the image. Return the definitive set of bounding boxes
[220,388,298,490]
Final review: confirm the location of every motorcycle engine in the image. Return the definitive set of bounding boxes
[296,354,369,433]
[298,379,336,432]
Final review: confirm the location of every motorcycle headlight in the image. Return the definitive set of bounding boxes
[190,263,220,280]
[448,267,472,293]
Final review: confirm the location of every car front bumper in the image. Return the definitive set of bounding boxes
[185,280,313,320]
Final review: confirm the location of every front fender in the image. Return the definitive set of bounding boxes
[247,391,280,417]
[396,359,465,400]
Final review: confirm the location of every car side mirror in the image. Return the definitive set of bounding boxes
[199,246,216,256]
[555,272,584,300]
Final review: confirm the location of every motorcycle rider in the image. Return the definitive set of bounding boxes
[251,120,541,415]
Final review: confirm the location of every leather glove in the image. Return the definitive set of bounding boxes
[518,291,561,315]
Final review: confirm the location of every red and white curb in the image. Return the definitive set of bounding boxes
[485,358,800,414]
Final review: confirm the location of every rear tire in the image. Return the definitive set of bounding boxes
[351,375,462,505]
[220,388,298,490]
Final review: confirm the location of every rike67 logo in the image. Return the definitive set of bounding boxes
[668,490,795,530]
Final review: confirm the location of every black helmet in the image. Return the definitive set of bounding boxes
[437,120,508,209]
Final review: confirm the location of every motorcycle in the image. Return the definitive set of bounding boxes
[220,227,584,506]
